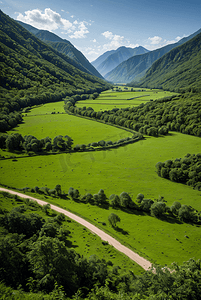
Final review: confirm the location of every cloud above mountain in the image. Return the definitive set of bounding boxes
[16,8,90,38]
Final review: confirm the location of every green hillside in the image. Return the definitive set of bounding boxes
[105,28,201,83]
[17,20,104,79]
[0,10,111,131]
[130,32,201,92]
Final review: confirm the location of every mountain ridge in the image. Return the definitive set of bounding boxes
[105,28,201,83]
[17,20,104,79]
[92,46,149,76]
[129,32,201,92]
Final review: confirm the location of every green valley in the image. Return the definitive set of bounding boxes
[0,8,201,300]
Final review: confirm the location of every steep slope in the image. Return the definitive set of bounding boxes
[105,28,201,83]
[17,20,104,79]
[0,9,111,130]
[94,46,149,76]
[132,32,201,92]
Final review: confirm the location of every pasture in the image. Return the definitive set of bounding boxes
[10,109,133,147]
[1,88,201,269]
[76,88,178,110]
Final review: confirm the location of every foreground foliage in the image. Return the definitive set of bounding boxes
[0,192,201,299]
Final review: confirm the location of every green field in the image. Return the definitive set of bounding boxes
[1,88,201,269]
[10,113,133,147]
[76,88,178,110]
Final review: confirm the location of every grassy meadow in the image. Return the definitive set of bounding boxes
[76,88,178,110]
[0,87,201,269]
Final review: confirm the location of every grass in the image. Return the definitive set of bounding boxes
[1,88,201,270]
[10,110,133,147]
[76,88,178,110]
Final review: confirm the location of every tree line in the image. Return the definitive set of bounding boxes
[0,132,142,156]
[0,191,201,299]
[19,184,201,225]
[64,92,201,137]
[156,153,201,191]
[0,133,73,153]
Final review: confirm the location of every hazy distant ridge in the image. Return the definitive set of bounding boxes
[105,28,201,83]
[92,46,149,76]
[130,31,201,92]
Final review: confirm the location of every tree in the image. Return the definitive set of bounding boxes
[140,199,154,212]
[136,193,144,203]
[150,202,166,218]
[108,213,120,227]
[109,194,121,208]
[119,192,132,208]
[147,127,158,137]
[68,187,79,200]
[55,184,62,196]
[178,205,196,222]
[27,236,78,295]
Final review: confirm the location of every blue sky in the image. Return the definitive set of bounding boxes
[1,0,201,61]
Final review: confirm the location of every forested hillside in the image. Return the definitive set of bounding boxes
[0,10,111,132]
[129,32,201,92]
[17,20,104,79]
[105,28,201,83]
[92,46,149,76]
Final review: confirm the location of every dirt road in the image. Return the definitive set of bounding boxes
[0,187,152,271]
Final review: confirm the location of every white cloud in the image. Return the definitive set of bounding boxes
[92,39,96,43]
[102,31,114,40]
[165,36,182,45]
[16,8,73,31]
[144,35,184,50]
[16,8,91,39]
[69,21,89,39]
[148,36,163,45]
[102,31,125,51]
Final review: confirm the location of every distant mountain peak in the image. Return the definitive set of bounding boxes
[92,46,149,77]
[105,28,201,83]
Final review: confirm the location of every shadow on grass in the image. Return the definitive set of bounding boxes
[156,214,183,225]
[65,240,78,249]
[113,226,129,235]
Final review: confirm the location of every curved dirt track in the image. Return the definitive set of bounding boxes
[0,187,152,271]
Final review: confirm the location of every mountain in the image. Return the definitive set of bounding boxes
[105,28,201,83]
[91,49,116,69]
[17,20,104,79]
[92,46,149,76]
[130,32,201,92]
[0,9,111,129]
